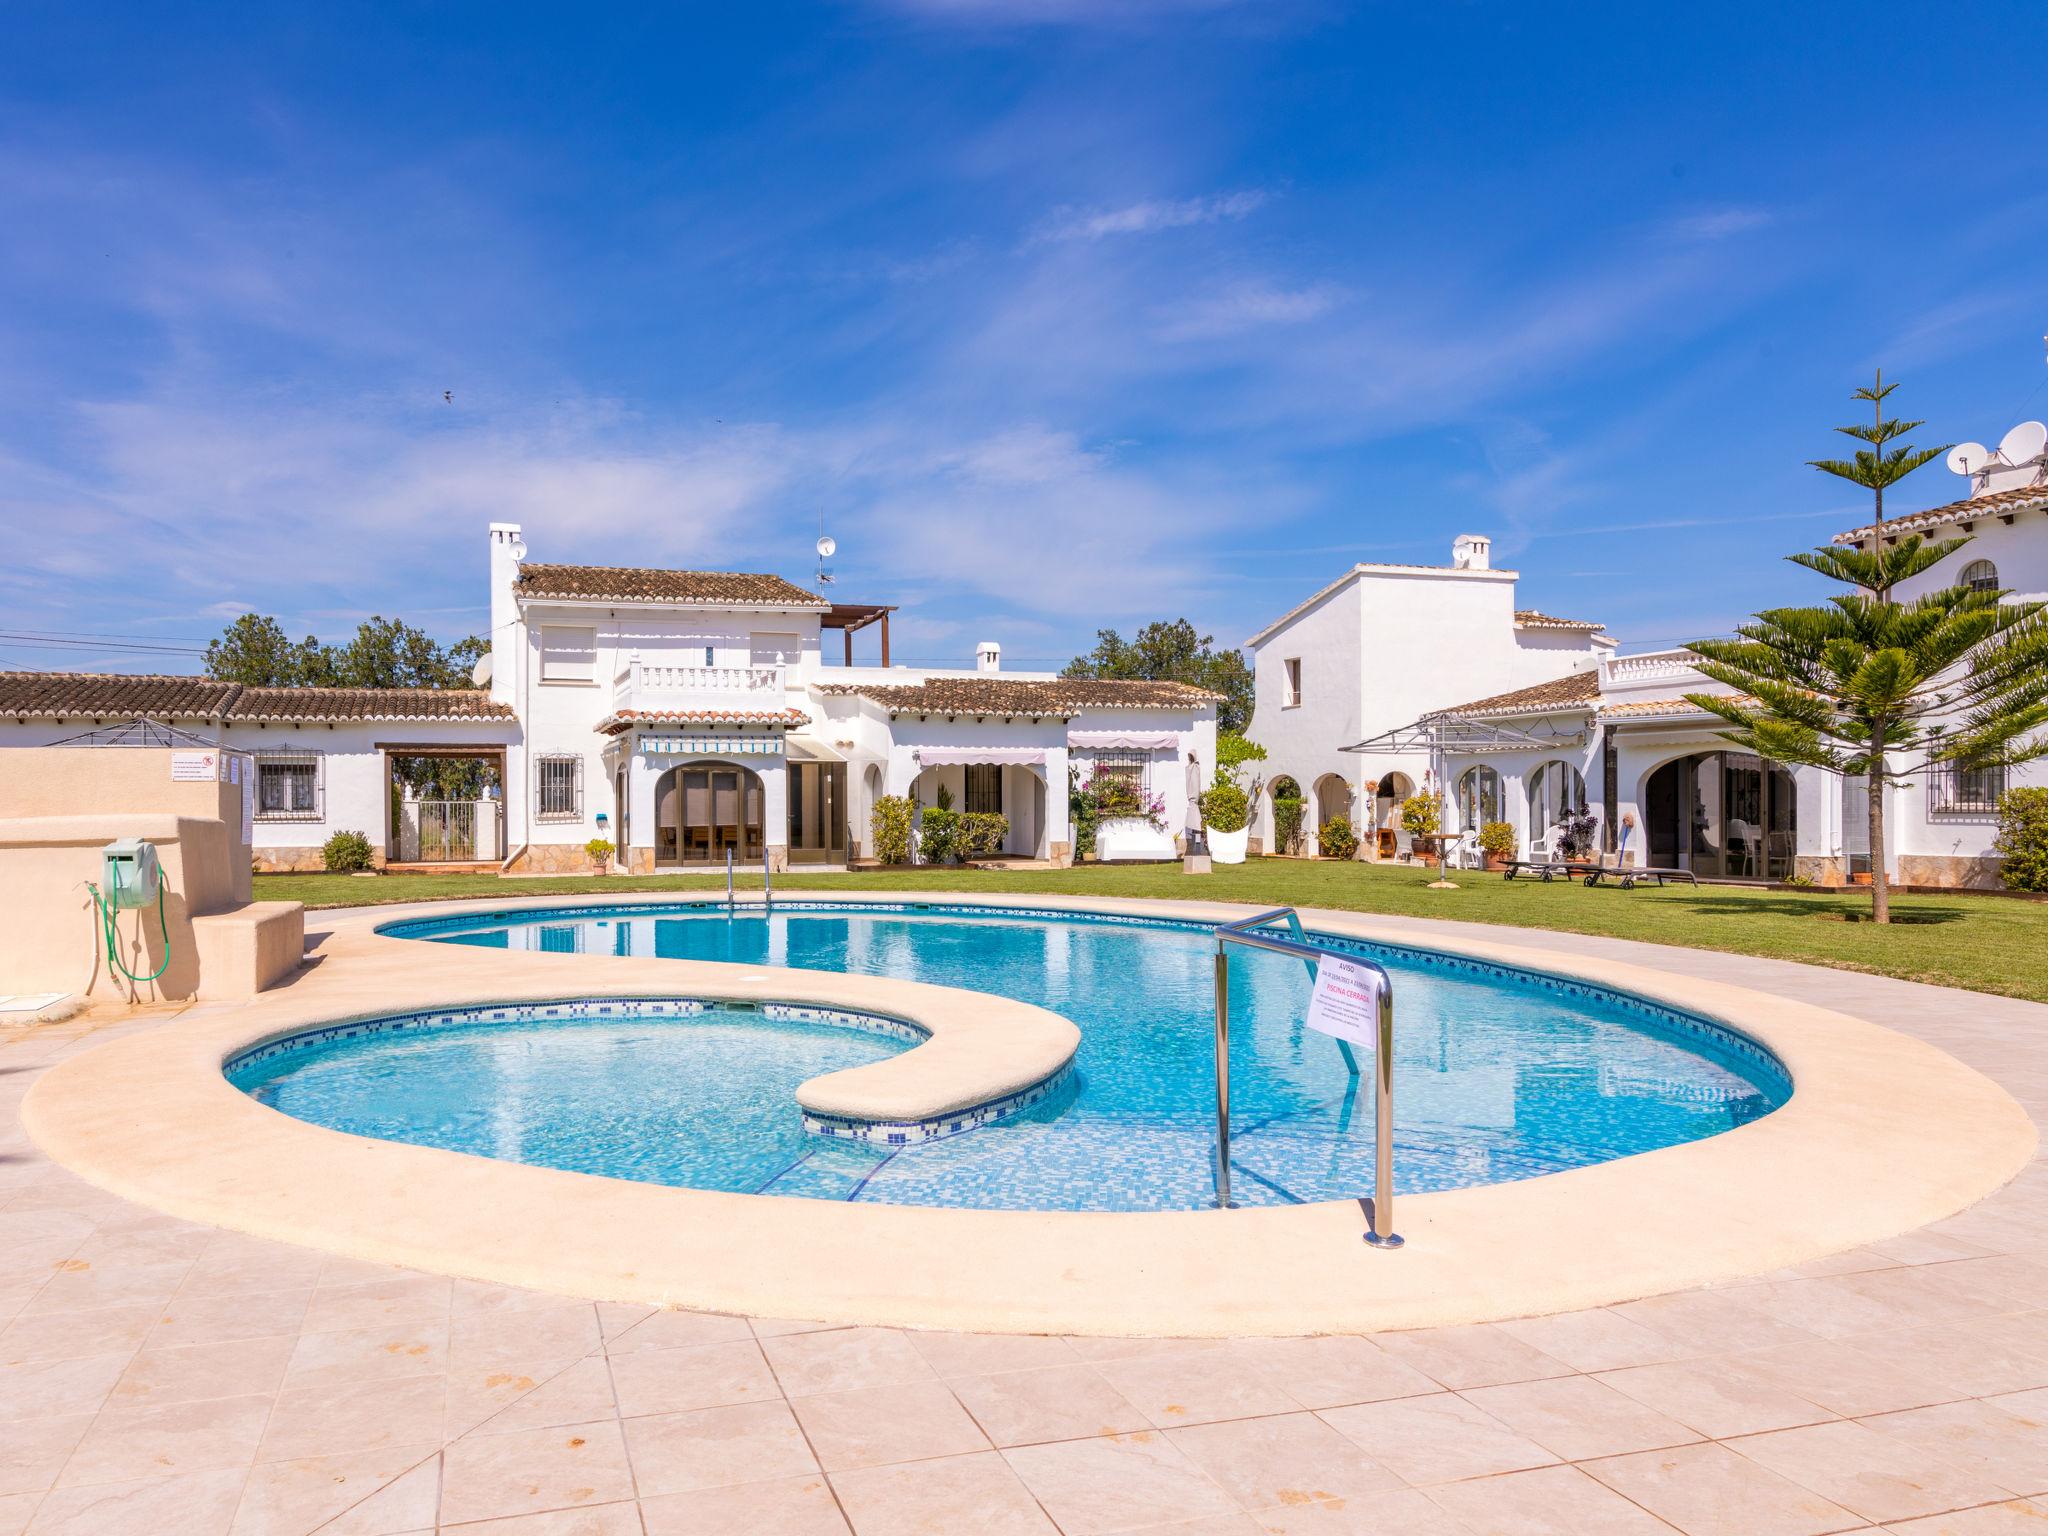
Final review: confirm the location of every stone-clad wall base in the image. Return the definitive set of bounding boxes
[1898,854,2004,890]
[1793,856,1848,888]
[510,844,598,875]
[253,845,387,873]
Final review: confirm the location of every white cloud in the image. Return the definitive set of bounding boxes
[1154,280,1343,341]
[1035,190,1266,243]
[1666,207,1772,241]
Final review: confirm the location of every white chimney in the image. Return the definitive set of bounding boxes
[976,640,1001,673]
[488,523,527,705]
[1452,533,1492,571]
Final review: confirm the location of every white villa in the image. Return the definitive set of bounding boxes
[1249,422,2048,889]
[0,523,1219,873]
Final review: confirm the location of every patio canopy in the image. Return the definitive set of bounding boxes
[911,746,1047,765]
[1067,729,1177,750]
[1342,715,1587,756]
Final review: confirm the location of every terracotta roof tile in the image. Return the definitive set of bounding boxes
[1832,481,2048,543]
[1598,696,1729,719]
[1514,609,1607,632]
[231,687,514,722]
[515,563,828,607]
[0,673,515,724]
[817,676,1219,714]
[1432,670,1602,719]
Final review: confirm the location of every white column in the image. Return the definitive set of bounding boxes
[1045,746,1072,862]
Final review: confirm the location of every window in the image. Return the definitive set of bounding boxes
[535,755,584,821]
[1091,749,1148,789]
[1528,760,1587,840]
[540,625,597,682]
[1456,766,1502,830]
[255,753,322,821]
[1960,559,2000,594]
[965,762,1004,815]
[1928,760,2006,816]
[1283,658,1302,707]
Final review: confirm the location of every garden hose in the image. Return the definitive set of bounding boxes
[87,880,172,985]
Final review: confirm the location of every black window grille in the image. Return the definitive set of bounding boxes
[255,754,322,821]
[1927,760,2006,816]
[536,755,584,821]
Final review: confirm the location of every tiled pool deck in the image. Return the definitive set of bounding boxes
[4,912,2048,1534]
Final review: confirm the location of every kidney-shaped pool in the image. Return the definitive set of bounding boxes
[226,902,1789,1212]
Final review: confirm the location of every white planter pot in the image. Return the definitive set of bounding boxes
[1206,825,1249,864]
[1095,817,1176,862]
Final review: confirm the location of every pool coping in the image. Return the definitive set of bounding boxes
[21,891,2038,1336]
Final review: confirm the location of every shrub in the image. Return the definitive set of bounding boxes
[1995,787,2048,892]
[322,829,374,873]
[1478,820,1517,859]
[959,811,1010,860]
[1082,772,1167,829]
[1554,809,1599,860]
[584,837,614,870]
[870,795,914,864]
[1400,791,1443,840]
[1215,730,1267,787]
[1318,814,1359,860]
[1200,779,1249,833]
[919,806,961,864]
[1273,794,1305,854]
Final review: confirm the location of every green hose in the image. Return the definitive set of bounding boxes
[88,880,171,985]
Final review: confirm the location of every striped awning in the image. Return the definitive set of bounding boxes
[638,735,783,756]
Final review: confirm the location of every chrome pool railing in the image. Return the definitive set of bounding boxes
[1214,908,1402,1248]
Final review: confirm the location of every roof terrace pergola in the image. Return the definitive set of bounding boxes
[822,602,895,666]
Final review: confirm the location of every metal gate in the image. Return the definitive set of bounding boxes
[416,801,476,861]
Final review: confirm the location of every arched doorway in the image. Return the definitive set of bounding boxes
[1312,774,1352,857]
[1369,771,1415,859]
[1454,765,1502,833]
[1267,776,1305,855]
[1644,751,1795,879]
[1527,760,1588,850]
[653,762,765,866]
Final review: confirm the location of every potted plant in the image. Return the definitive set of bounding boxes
[1477,821,1516,871]
[1199,779,1251,864]
[585,836,614,874]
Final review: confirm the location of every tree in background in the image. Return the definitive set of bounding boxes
[206,613,487,690]
[1062,619,1255,733]
[1807,371,1950,577]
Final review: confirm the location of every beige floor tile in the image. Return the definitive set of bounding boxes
[1005,1433,1236,1534]
[58,1391,271,1487]
[625,1401,818,1497]
[1426,1463,1677,1534]
[0,1489,35,1536]
[906,1329,1079,1378]
[437,1419,634,1525]
[1249,1484,1475,1534]
[321,1456,443,1536]
[834,1450,1055,1535]
[438,1502,641,1533]
[1731,1277,1940,1342]
[750,1318,843,1339]
[640,1473,849,1536]
[301,1276,452,1335]
[0,1351,129,1420]
[1881,1498,2048,1533]
[182,1238,328,1297]
[1498,1308,1689,1373]
[1615,1289,1824,1357]
[68,1224,212,1268]
[1866,1398,2048,1497]
[229,1443,439,1536]
[1061,1336,1231,1363]
[1583,1440,1866,1536]
[0,1412,93,1497]
[24,1467,248,1535]
[607,1338,778,1418]
[449,1279,586,1318]
[1596,1357,1837,1439]
[150,1288,312,1350]
[0,1304,159,1364]
[111,1335,295,1406]
[1883,1321,2048,1400]
[450,1305,601,1372]
[1164,1410,1401,1511]
[280,1322,445,1392]
[467,1357,619,1438]
[601,1308,753,1354]
[1731,1419,2007,1524]
[259,1376,448,1463]
[1318,1391,1557,1486]
[1095,1345,1303,1428]
[1223,1335,1439,1410]
[1463,1374,1700,1461]
[19,1259,190,1315]
[1368,1323,1571,1389]
[791,1382,991,1472]
[949,1362,1152,1446]
[761,1327,937,1396]
[1741,1338,1962,1419]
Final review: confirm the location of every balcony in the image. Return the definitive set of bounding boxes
[1601,649,1702,688]
[610,654,788,716]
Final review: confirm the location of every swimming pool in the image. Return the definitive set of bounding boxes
[228,901,1788,1212]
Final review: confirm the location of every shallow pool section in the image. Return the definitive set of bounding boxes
[231,902,1790,1212]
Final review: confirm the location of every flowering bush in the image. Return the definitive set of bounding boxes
[1081,772,1166,829]
[1318,815,1359,860]
[870,795,913,864]
[960,812,1009,860]
[584,837,614,871]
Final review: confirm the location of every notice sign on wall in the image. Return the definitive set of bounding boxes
[1303,956,1386,1051]
[170,751,219,782]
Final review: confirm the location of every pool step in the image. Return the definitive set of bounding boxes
[753,1140,890,1201]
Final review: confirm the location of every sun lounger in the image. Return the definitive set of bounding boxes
[1501,858,1601,882]
[1583,862,1698,889]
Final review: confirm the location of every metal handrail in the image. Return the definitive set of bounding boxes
[1214,908,1402,1248]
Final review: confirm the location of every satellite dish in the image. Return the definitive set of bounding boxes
[1948,443,1988,475]
[816,535,837,560]
[1998,420,2047,465]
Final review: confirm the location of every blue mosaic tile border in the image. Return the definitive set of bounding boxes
[803,1062,1079,1147]
[224,997,712,1073]
[374,897,1790,1100]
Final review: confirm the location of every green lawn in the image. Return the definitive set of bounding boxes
[256,858,2048,1004]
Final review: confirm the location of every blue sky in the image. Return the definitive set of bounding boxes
[3,1,2045,675]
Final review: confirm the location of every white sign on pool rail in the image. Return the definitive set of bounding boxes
[1303,956,1385,1051]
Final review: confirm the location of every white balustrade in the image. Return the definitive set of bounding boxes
[611,655,787,710]
[1600,649,1702,687]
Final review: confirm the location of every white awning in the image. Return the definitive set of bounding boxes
[640,736,782,756]
[1068,729,1177,750]
[911,747,1047,765]
[784,736,846,762]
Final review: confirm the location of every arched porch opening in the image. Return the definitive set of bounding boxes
[1367,770,1416,859]
[1454,765,1503,834]
[1312,773,1352,857]
[653,761,765,867]
[1266,775,1305,855]
[1642,750,1796,879]
[911,761,1048,858]
[1527,759,1589,853]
